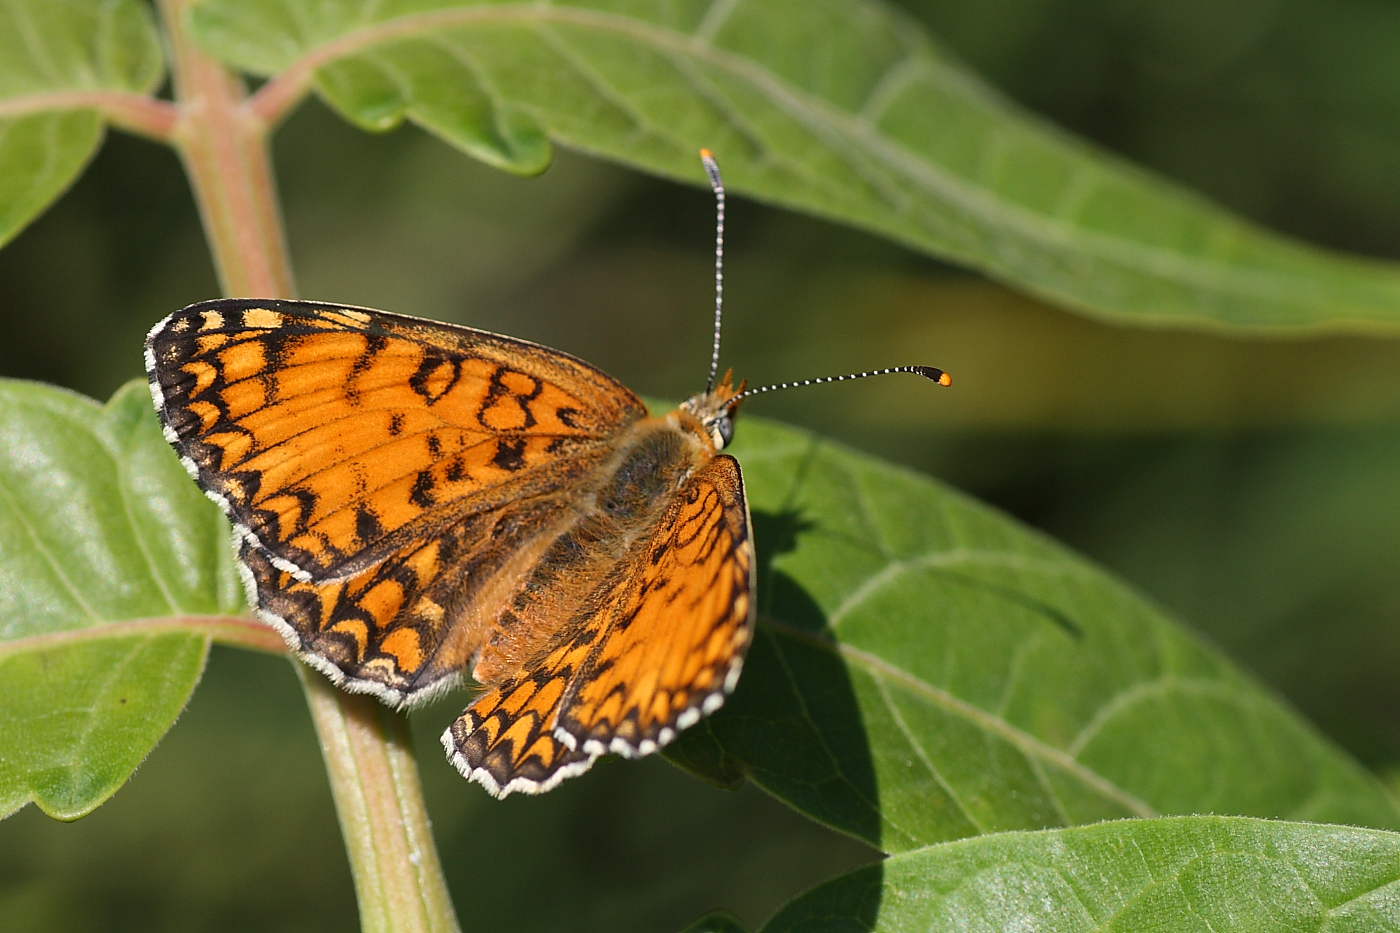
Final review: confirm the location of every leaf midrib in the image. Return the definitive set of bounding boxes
[0,614,281,660]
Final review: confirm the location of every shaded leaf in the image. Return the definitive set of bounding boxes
[190,0,1400,333]
[667,417,1400,850]
[0,380,245,819]
[763,816,1400,931]
[0,0,164,248]
[682,911,750,933]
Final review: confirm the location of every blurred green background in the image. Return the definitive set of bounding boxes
[4,0,1400,928]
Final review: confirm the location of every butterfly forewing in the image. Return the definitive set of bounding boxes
[146,298,646,582]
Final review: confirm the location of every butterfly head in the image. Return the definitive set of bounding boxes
[682,368,747,451]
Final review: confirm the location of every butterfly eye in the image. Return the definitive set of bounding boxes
[709,414,735,450]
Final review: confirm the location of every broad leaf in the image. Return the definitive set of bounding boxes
[190,0,1400,333]
[0,0,164,248]
[0,380,244,819]
[667,416,1400,851]
[763,816,1400,931]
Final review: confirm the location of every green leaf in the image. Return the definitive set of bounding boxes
[762,816,1400,931]
[682,911,750,933]
[0,380,244,820]
[0,0,164,248]
[0,632,207,822]
[190,0,1400,333]
[666,416,1400,851]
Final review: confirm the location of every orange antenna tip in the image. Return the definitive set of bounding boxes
[699,149,724,193]
[909,365,952,387]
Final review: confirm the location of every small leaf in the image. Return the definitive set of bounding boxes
[762,816,1400,931]
[0,631,206,820]
[682,911,750,933]
[0,380,245,819]
[0,0,164,247]
[667,418,1400,851]
[190,0,1400,333]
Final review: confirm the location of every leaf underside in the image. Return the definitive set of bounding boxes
[3,1,1399,333]
[0,0,164,248]
[186,0,1400,334]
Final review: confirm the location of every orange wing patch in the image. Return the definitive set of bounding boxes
[146,298,645,582]
[239,535,454,704]
[440,455,754,796]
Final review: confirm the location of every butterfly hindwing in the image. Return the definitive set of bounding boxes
[440,455,754,797]
[442,633,601,797]
[558,454,754,756]
[146,298,646,582]
[238,491,574,705]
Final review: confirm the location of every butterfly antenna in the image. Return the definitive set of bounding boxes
[700,148,726,394]
[729,365,952,406]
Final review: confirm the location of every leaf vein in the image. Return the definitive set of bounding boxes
[0,462,104,626]
[874,674,987,834]
[764,615,1158,818]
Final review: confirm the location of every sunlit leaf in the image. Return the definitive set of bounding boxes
[190,0,1400,333]
[764,816,1400,931]
[667,417,1400,850]
[0,380,244,819]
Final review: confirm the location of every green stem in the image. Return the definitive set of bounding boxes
[159,0,294,297]
[298,668,460,933]
[155,2,460,929]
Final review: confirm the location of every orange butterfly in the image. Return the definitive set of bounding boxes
[145,152,949,797]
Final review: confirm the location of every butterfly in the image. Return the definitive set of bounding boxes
[144,151,950,797]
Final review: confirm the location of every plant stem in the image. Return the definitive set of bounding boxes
[298,668,460,933]
[159,0,294,297]
[155,2,461,929]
